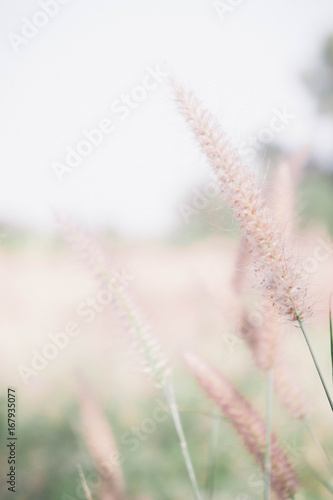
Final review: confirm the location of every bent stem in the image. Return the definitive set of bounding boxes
[297,318,333,412]
[264,369,273,500]
[163,382,202,500]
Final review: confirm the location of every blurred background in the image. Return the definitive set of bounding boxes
[1,0,333,498]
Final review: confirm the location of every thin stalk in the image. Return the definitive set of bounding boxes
[264,369,273,500]
[163,382,202,500]
[297,318,333,412]
[206,407,221,500]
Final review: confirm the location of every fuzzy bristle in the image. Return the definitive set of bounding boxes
[174,84,311,324]
[59,216,170,389]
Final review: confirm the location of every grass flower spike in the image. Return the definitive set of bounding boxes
[184,351,299,499]
[59,215,170,390]
[60,217,202,500]
[173,83,311,324]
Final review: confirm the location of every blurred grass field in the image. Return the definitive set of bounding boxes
[0,171,333,499]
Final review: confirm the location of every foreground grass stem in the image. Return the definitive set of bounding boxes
[163,382,202,500]
[297,317,333,412]
[264,369,273,500]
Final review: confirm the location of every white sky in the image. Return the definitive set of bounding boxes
[1,0,333,237]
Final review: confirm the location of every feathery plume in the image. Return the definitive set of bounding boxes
[184,351,299,499]
[173,84,311,323]
[232,234,252,295]
[58,216,170,389]
[77,377,125,500]
[229,198,309,421]
[242,308,308,419]
[60,217,201,499]
[238,292,308,420]
[230,235,280,371]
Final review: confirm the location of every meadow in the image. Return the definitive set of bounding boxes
[1,87,333,500]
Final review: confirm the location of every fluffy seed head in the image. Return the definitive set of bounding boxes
[232,234,252,295]
[59,216,170,390]
[184,351,299,499]
[174,84,311,323]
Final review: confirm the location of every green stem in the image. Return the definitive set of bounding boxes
[264,369,273,500]
[163,383,202,500]
[297,318,333,412]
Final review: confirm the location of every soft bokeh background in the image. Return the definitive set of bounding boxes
[1,1,333,499]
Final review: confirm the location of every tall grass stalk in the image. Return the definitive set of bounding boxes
[296,317,333,412]
[163,382,203,500]
[264,369,273,500]
[60,219,202,499]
